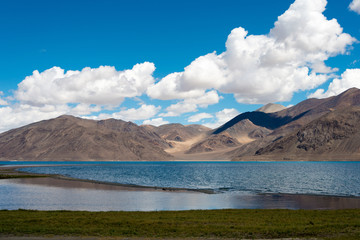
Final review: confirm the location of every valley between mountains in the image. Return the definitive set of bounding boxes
[1,88,360,161]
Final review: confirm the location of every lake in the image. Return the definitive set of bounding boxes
[1,161,360,211]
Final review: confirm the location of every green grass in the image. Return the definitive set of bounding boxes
[0,209,359,239]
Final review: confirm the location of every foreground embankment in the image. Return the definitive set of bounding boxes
[0,209,359,239]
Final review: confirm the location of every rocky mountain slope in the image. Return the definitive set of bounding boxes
[0,115,173,161]
[253,106,360,160]
[185,132,239,154]
[184,103,286,155]
[230,88,360,160]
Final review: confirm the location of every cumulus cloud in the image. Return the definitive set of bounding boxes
[350,0,360,14]
[160,90,220,117]
[203,108,240,129]
[142,118,169,126]
[0,92,8,106]
[16,62,155,106]
[188,113,213,123]
[90,104,160,122]
[309,68,360,98]
[148,0,356,104]
[147,73,205,100]
[68,104,102,116]
[0,104,71,133]
[0,99,7,105]
[0,102,161,133]
[0,103,111,133]
[0,63,158,132]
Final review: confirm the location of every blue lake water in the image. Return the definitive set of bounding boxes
[1,161,360,211]
[13,161,360,196]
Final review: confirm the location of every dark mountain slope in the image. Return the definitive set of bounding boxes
[213,111,306,135]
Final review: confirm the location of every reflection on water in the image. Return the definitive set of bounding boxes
[1,179,359,211]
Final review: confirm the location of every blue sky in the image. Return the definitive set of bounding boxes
[0,0,360,132]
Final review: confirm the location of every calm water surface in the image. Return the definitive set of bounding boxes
[1,161,359,211]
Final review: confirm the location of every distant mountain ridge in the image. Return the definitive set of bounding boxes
[0,115,172,161]
[1,88,360,161]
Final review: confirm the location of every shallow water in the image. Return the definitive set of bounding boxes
[1,179,359,211]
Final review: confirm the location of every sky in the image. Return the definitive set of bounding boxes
[0,0,360,132]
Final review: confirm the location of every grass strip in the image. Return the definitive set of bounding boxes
[0,209,359,239]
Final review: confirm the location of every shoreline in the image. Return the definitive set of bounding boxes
[0,166,213,194]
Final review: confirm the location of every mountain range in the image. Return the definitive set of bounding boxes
[1,88,360,161]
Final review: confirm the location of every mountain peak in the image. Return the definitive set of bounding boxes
[256,103,287,113]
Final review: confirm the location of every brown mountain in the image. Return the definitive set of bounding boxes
[220,119,272,142]
[217,88,360,139]
[146,123,211,142]
[269,87,360,136]
[142,123,212,158]
[176,88,360,158]
[185,132,239,154]
[253,106,360,160]
[230,88,360,160]
[0,115,173,161]
[185,119,271,155]
[2,88,360,161]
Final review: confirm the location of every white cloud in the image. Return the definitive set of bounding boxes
[142,118,169,126]
[0,99,7,105]
[203,108,240,129]
[16,62,155,106]
[68,104,102,116]
[147,72,205,100]
[160,102,198,117]
[0,102,108,133]
[188,113,213,123]
[160,90,220,117]
[0,63,157,132]
[350,0,360,14]
[0,92,8,106]
[309,68,360,98]
[91,104,161,122]
[148,0,356,104]
[0,104,71,133]
[0,102,160,133]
